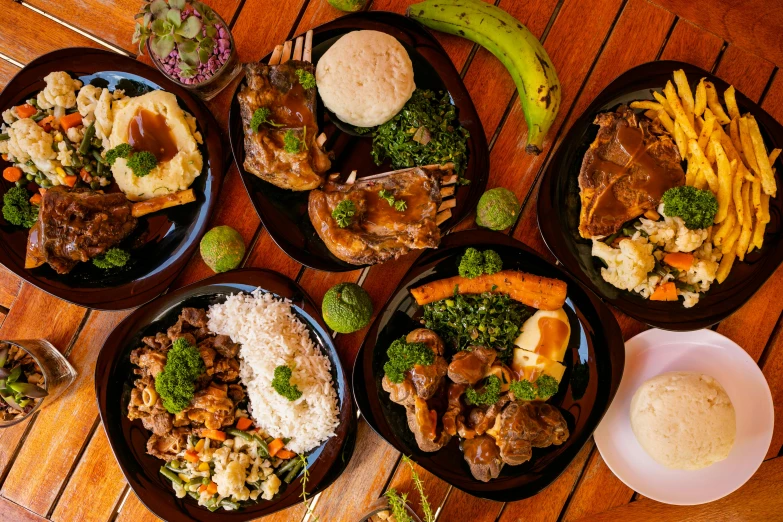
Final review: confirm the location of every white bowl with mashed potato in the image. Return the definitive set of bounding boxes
[594,328,773,505]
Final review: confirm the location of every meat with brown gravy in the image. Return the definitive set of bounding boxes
[127,307,243,461]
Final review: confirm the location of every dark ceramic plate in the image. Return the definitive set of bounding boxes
[352,230,624,501]
[228,11,489,272]
[0,48,223,310]
[95,268,357,521]
[538,60,783,331]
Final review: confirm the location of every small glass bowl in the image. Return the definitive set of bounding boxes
[0,339,77,428]
[358,498,424,522]
[147,9,242,101]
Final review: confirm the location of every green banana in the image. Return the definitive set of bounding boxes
[407,0,560,155]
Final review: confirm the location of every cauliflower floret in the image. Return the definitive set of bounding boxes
[78,85,114,148]
[66,126,84,145]
[57,141,75,167]
[2,108,15,125]
[36,71,82,109]
[260,473,281,501]
[214,460,246,498]
[592,237,655,291]
[76,84,102,122]
[5,118,57,173]
[638,208,708,253]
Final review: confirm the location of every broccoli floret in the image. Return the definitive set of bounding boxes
[283,130,304,154]
[331,199,356,228]
[250,107,283,132]
[2,186,38,228]
[458,248,484,278]
[296,69,316,89]
[92,248,130,269]
[383,337,435,383]
[465,375,502,406]
[661,186,718,229]
[154,337,205,413]
[535,374,560,400]
[509,379,537,400]
[126,151,158,177]
[482,249,502,275]
[105,143,133,166]
[271,365,303,401]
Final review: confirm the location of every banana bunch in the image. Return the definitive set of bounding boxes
[407,0,560,155]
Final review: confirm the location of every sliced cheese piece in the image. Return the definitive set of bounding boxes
[512,348,566,383]
[514,308,571,362]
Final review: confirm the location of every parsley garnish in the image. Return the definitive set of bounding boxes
[331,199,356,228]
[378,189,407,212]
[296,69,316,89]
[283,129,307,154]
[250,107,283,132]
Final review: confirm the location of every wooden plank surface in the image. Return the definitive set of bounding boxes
[0,266,21,309]
[0,59,20,90]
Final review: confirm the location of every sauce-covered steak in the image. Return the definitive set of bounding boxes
[309,164,449,265]
[25,186,137,274]
[238,61,330,191]
[578,106,685,238]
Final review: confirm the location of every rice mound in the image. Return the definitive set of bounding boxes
[207,290,340,454]
[316,30,415,127]
[630,371,736,470]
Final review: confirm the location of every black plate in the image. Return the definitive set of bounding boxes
[95,268,357,521]
[352,230,624,501]
[538,60,783,331]
[228,11,489,272]
[0,48,224,310]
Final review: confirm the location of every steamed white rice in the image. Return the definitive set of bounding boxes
[207,290,340,453]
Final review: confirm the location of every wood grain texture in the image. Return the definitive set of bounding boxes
[659,19,724,66]
[24,0,241,55]
[649,0,783,68]
[572,456,783,522]
[242,230,303,281]
[0,496,48,522]
[0,266,22,309]
[762,325,783,459]
[497,439,594,522]
[435,490,503,522]
[1,311,128,516]
[0,58,20,90]
[303,420,400,519]
[50,427,127,522]
[714,44,775,102]
[114,491,163,522]
[560,446,634,522]
[1,1,103,64]
[383,458,451,522]
[762,72,783,122]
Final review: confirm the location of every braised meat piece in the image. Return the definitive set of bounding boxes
[578,107,685,237]
[238,61,330,191]
[406,328,445,356]
[213,357,240,383]
[196,339,217,369]
[185,386,235,430]
[462,435,504,482]
[382,374,417,407]
[147,427,190,462]
[409,357,448,400]
[130,347,167,378]
[496,401,569,466]
[308,165,449,265]
[142,332,171,351]
[25,187,136,274]
[213,335,240,358]
[405,396,451,452]
[448,347,497,385]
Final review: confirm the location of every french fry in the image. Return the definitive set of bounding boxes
[665,81,697,139]
[673,69,695,127]
[739,116,760,173]
[770,148,781,166]
[714,139,732,223]
[694,78,707,117]
[733,161,746,226]
[724,85,740,121]
[685,151,698,186]
[689,139,719,192]
[721,220,742,255]
[674,121,687,159]
[752,193,770,250]
[652,91,675,117]
[718,124,741,164]
[716,251,736,284]
[706,139,717,164]
[713,201,735,246]
[630,101,663,112]
[658,110,675,134]
[746,115,777,197]
[752,174,762,209]
[694,116,703,135]
[736,181,753,260]
[728,117,748,168]
[704,81,731,125]
[644,109,658,120]
[694,169,708,190]
[697,113,716,151]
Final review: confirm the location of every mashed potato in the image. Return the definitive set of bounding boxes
[109,91,202,201]
[316,30,415,127]
[630,371,736,470]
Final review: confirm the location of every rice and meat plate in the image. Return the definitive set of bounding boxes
[207,290,340,454]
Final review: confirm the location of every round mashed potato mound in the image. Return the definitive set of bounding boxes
[630,371,736,470]
[316,30,415,127]
[109,91,202,201]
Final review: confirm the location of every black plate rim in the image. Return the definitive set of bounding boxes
[0,46,224,310]
[352,229,626,501]
[227,11,490,273]
[537,59,783,331]
[94,267,357,521]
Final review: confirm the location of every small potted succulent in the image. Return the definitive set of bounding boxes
[0,342,48,425]
[133,0,241,100]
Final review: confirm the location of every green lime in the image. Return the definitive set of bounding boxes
[475,187,520,231]
[322,282,373,334]
[200,226,245,273]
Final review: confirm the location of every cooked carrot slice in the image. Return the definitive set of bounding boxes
[59,112,82,131]
[235,417,253,431]
[62,175,77,188]
[183,450,199,463]
[650,282,678,301]
[15,104,36,118]
[276,449,296,460]
[29,193,42,205]
[268,438,285,457]
[3,166,22,182]
[663,252,694,270]
[202,429,226,442]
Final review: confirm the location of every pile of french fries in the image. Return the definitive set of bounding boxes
[630,69,780,284]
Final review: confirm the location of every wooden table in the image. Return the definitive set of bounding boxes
[1,0,782,521]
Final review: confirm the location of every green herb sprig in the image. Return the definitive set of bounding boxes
[283,129,307,154]
[331,199,356,228]
[378,189,407,212]
[402,455,434,522]
[250,107,283,132]
[383,337,435,383]
[296,69,316,89]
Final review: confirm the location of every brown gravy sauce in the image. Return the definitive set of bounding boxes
[462,435,500,465]
[128,109,179,162]
[535,316,569,361]
[274,83,314,128]
[589,124,682,222]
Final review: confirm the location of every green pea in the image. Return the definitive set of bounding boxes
[90,181,99,190]
[25,174,34,181]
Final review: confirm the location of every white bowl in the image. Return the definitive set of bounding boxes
[594,328,774,505]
